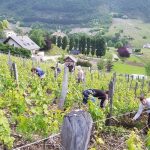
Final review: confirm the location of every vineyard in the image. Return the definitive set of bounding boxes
[0,52,150,150]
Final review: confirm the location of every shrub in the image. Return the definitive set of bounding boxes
[117,47,130,58]
[134,48,141,53]
[143,36,147,39]
[97,59,105,70]
[0,43,31,58]
[76,60,92,67]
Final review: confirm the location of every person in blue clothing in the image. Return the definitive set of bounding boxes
[82,89,109,108]
[31,67,45,79]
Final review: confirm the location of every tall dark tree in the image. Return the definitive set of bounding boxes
[69,37,74,51]
[62,36,68,50]
[80,36,86,54]
[57,36,62,48]
[86,37,91,55]
[51,36,57,45]
[74,38,79,50]
[44,35,51,50]
[79,37,82,52]
[96,37,106,57]
[91,38,96,56]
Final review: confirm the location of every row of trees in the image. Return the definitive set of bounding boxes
[29,29,106,57]
[51,35,106,57]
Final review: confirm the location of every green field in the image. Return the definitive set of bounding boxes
[113,62,145,75]
[106,18,150,48]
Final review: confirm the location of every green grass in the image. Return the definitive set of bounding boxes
[106,18,150,48]
[113,62,145,75]
[46,44,67,56]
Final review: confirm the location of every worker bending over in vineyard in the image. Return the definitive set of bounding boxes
[82,89,109,108]
[132,96,150,127]
[31,67,45,79]
[77,66,85,83]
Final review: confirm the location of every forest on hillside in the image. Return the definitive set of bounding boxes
[0,0,150,28]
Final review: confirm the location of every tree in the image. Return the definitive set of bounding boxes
[57,36,62,48]
[69,37,74,51]
[44,35,51,50]
[62,36,68,50]
[29,29,45,47]
[96,37,106,57]
[0,20,9,38]
[74,38,79,50]
[0,20,9,30]
[91,38,96,56]
[51,36,57,44]
[80,36,86,54]
[86,37,91,55]
[107,40,114,47]
[115,41,123,48]
[106,59,113,72]
[145,62,150,76]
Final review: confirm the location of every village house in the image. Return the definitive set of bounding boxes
[143,43,150,49]
[52,30,67,38]
[4,35,40,54]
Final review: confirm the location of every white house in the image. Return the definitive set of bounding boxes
[4,35,40,54]
[143,43,150,49]
[52,30,66,38]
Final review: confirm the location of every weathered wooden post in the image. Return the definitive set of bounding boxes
[12,63,19,84]
[61,110,93,150]
[7,50,11,67]
[59,65,68,109]
[127,74,130,83]
[106,80,114,126]
[140,77,145,95]
[129,75,133,89]
[148,81,150,92]
[134,82,138,98]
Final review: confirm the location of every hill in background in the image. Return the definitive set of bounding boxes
[0,0,150,28]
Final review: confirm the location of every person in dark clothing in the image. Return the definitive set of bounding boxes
[82,89,109,108]
[31,67,45,79]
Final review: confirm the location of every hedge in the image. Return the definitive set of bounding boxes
[0,43,31,58]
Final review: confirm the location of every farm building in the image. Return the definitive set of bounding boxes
[4,35,40,54]
[64,55,77,72]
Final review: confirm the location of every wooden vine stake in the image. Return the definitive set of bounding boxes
[58,65,68,109]
[12,63,19,84]
[106,80,114,126]
[61,110,93,150]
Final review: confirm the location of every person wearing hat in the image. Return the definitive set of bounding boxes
[132,96,150,127]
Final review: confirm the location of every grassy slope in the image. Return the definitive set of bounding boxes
[45,44,67,56]
[113,62,145,75]
[106,18,150,48]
